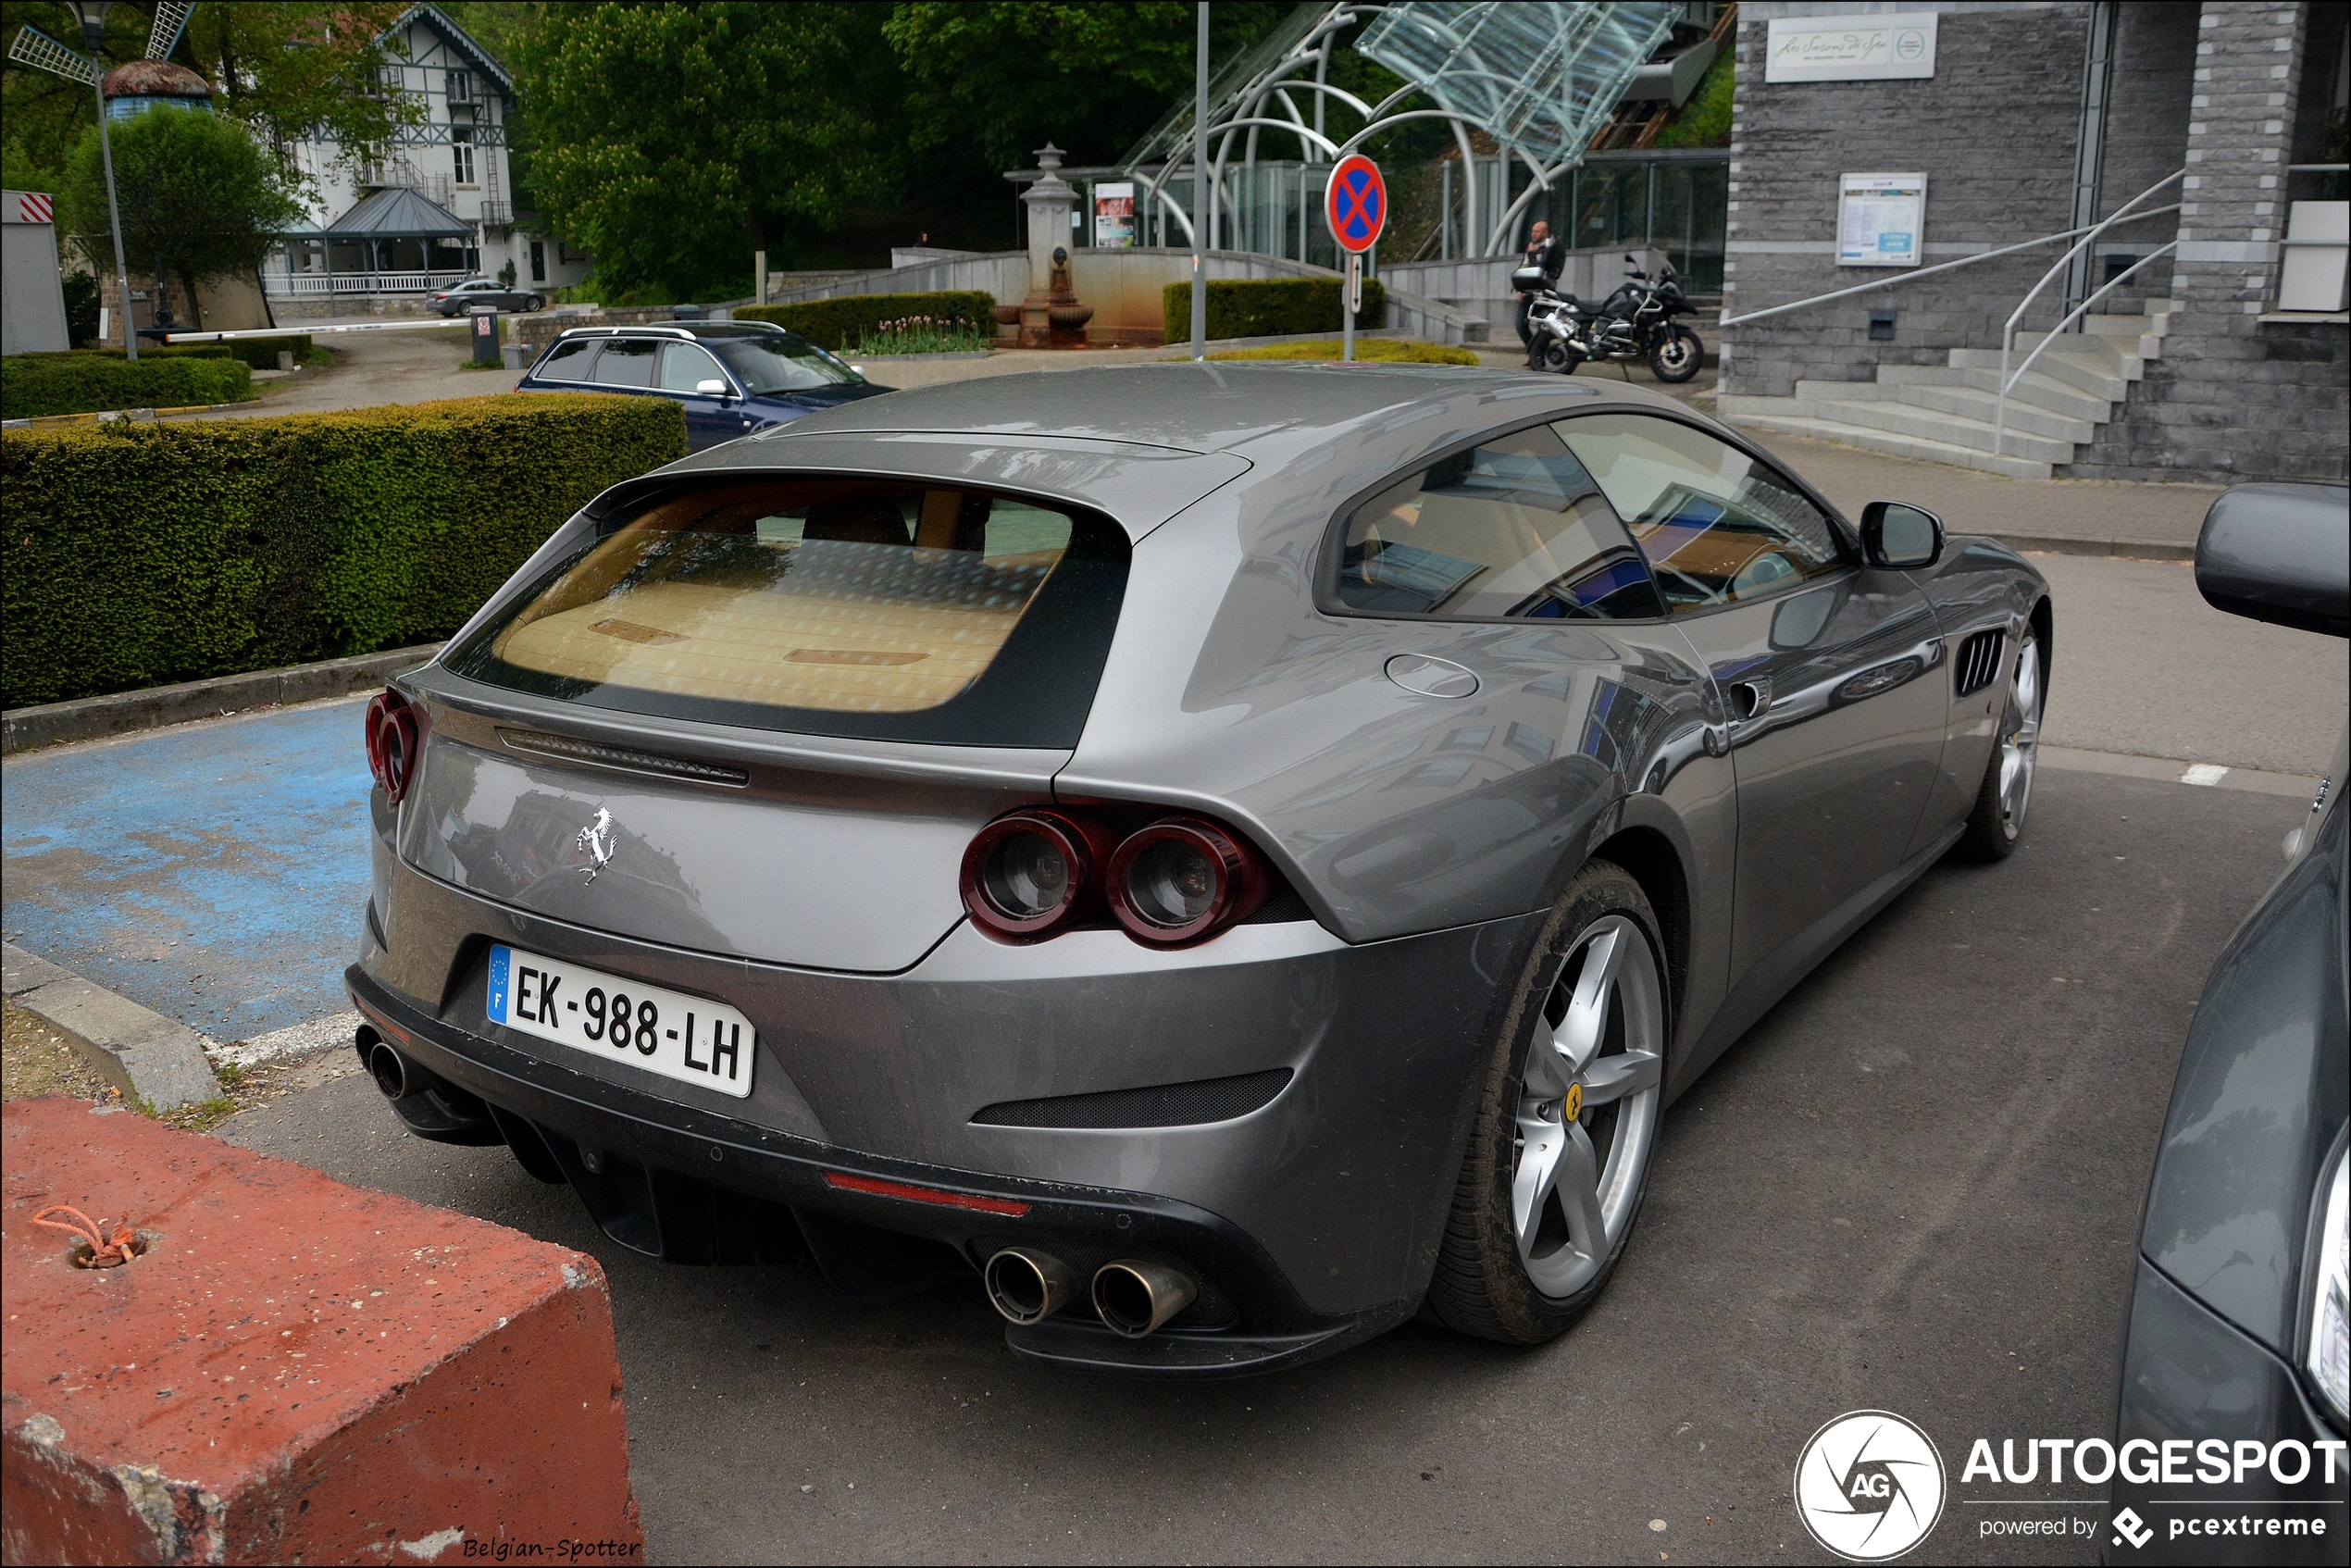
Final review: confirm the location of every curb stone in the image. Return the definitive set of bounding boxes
[3,942,224,1111]
[3,642,442,755]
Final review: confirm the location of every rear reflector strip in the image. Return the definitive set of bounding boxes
[822,1171,1030,1217]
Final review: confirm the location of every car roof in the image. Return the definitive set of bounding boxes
[740,361,1681,460]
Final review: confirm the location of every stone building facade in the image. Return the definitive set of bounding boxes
[1719,1,2345,483]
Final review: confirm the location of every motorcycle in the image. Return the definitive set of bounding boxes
[1516,254,1705,383]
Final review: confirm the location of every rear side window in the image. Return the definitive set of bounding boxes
[658,342,728,392]
[590,338,658,388]
[444,480,1128,746]
[1554,413,1845,611]
[1333,424,1664,620]
[535,340,595,381]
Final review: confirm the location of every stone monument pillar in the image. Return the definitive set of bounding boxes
[1016,143,1093,347]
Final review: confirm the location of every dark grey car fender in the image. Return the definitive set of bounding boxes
[2137,778,2349,1359]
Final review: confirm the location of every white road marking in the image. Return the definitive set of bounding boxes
[2179,763,2230,787]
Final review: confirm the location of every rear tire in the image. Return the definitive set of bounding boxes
[1957,628,2045,861]
[1425,861,1669,1343]
[1648,325,1702,382]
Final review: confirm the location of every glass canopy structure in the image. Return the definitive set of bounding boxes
[1119,0,1689,259]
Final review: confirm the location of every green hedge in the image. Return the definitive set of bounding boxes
[77,336,317,370]
[735,292,998,350]
[2,393,686,708]
[1162,277,1386,343]
[1,353,252,419]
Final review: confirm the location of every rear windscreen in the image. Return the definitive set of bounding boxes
[443,480,1129,746]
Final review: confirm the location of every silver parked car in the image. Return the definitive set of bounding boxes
[350,365,2052,1375]
[429,276,546,316]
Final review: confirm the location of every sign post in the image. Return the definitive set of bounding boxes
[1325,153,1386,362]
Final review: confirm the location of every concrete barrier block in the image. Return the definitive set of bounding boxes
[1,1097,641,1565]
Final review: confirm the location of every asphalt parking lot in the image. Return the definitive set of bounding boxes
[218,768,2307,1564]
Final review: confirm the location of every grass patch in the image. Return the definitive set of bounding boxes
[1204,338,1481,366]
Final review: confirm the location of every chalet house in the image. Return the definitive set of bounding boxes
[267,5,589,315]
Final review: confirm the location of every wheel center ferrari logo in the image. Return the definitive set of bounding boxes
[1562,1083,1583,1120]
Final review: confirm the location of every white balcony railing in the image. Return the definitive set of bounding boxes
[265,270,474,298]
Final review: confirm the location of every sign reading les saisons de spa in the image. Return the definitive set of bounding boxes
[1765,12,1938,82]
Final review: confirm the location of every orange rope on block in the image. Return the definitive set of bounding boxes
[31,1204,137,1266]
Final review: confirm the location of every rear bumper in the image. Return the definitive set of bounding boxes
[349,866,1536,1374]
[350,966,1405,1376]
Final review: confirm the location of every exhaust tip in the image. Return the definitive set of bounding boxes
[367,1041,407,1101]
[984,1248,1079,1325]
[1092,1259,1197,1338]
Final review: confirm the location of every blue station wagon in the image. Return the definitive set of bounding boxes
[517,319,892,452]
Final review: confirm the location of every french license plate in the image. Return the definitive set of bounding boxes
[488,944,754,1099]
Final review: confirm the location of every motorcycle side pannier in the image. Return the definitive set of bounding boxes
[1510,265,1550,292]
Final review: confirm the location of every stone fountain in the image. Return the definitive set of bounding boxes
[1003,143,1094,347]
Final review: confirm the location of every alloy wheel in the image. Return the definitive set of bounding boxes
[1511,914,1665,1299]
[1996,638,2042,840]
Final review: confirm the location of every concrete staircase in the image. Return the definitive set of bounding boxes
[1716,301,2173,479]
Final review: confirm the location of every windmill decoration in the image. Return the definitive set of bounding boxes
[7,3,203,357]
[10,3,204,116]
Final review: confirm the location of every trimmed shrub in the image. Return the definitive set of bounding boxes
[1,353,251,419]
[1162,277,1386,343]
[80,335,316,370]
[736,292,998,351]
[2,392,686,707]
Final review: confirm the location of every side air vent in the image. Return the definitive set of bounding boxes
[971,1068,1293,1130]
[498,728,750,788]
[1953,629,2006,700]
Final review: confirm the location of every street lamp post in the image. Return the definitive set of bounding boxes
[68,0,137,361]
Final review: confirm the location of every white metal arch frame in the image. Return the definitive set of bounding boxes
[1124,1,1676,259]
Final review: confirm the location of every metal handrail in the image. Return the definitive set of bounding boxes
[1993,242,2179,455]
[1995,168,2185,454]
[1717,218,2162,329]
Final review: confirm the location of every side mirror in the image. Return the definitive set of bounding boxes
[1860,501,1943,569]
[693,379,733,398]
[2196,483,2350,637]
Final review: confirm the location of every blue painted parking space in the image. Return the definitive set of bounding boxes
[2,699,374,1041]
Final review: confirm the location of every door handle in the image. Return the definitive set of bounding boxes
[1728,678,1773,723]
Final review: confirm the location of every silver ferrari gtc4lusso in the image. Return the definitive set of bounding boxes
[350,364,2051,1376]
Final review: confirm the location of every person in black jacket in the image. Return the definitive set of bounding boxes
[1515,221,1565,344]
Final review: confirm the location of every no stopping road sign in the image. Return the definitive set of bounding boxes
[1325,155,1386,254]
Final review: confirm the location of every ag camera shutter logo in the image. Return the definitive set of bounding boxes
[1794,1411,1947,1562]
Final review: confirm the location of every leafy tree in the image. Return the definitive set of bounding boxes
[4,3,417,202]
[57,105,302,330]
[883,2,1291,174]
[176,1,420,171]
[521,2,905,299]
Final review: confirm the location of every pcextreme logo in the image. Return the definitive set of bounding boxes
[1794,1411,1948,1562]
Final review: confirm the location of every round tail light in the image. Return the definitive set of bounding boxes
[961,811,1113,940]
[1107,817,1274,947]
[365,690,422,805]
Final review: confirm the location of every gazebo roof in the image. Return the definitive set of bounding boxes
[318,187,472,241]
